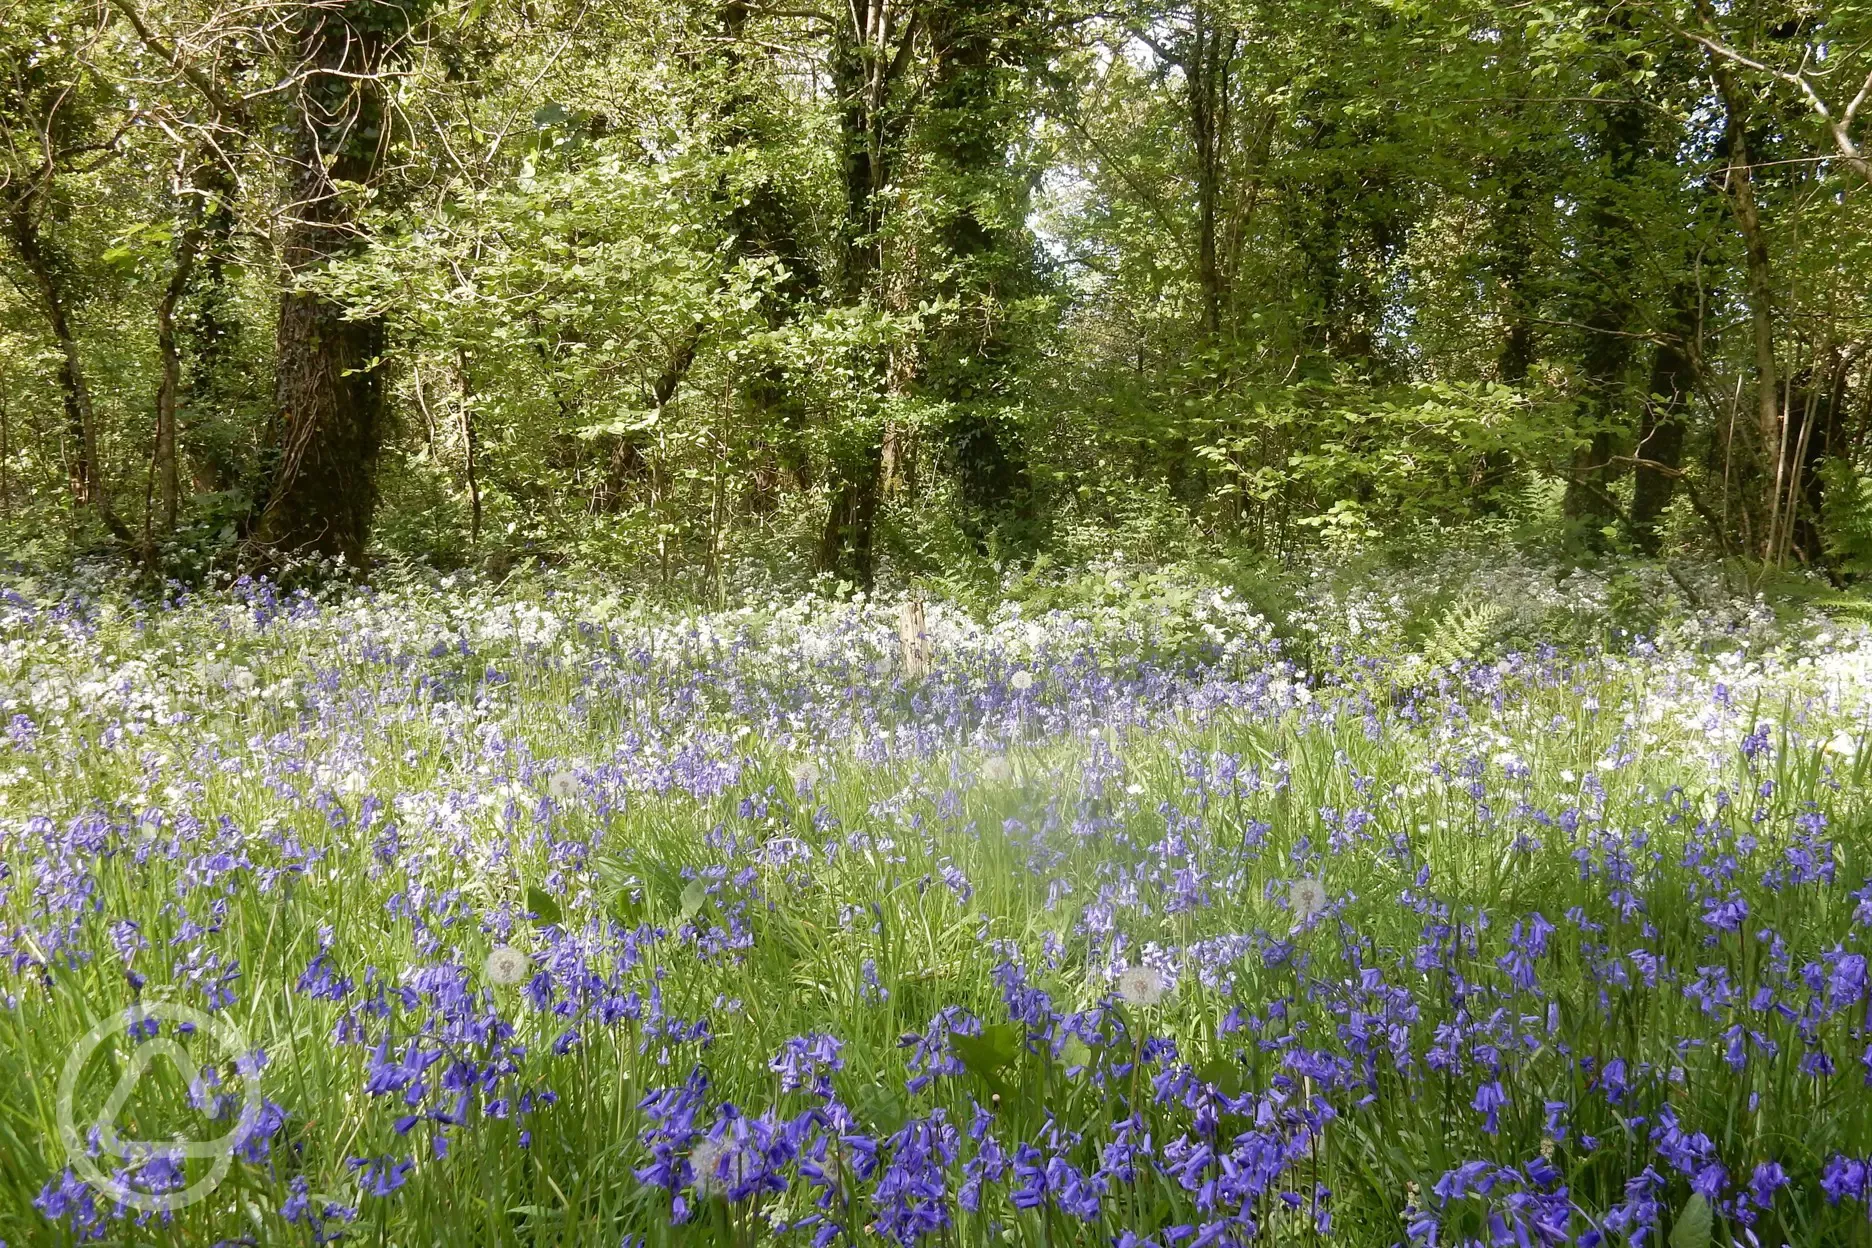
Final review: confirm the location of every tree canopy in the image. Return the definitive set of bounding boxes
[2,0,1870,587]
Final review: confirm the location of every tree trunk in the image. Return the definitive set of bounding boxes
[154,161,214,535]
[1188,0,1232,343]
[922,0,1038,549]
[817,439,883,588]
[1788,348,1860,565]
[1629,284,1700,551]
[1477,85,1539,510]
[815,0,912,588]
[254,1,402,568]
[178,154,244,495]
[1700,7,1783,559]
[6,204,131,542]
[1562,43,1647,540]
[458,348,482,547]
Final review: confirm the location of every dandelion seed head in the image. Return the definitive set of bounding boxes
[1115,964,1170,1007]
[1290,877,1328,925]
[484,945,529,987]
[690,1135,742,1198]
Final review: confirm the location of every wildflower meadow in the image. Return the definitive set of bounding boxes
[3,561,1872,1247]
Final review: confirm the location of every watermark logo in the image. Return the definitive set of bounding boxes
[55,1001,262,1213]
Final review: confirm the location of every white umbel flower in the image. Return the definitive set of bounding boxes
[1290,877,1328,925]
[547,770,578,801]
[484,945,530,986]
[1009,669,1035,692]
[1115,964,1170,1007]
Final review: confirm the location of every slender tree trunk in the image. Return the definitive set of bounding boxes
[1789,347,1860,564]
[1478,87,1538,509]
[0,385,9,520]
[1189,0,1232,343]
[1630,284,1700,551]
[1700,12,1783,559]
[458,348,482,547]
[7,204,131,542]
[154,166,212,535]
[179,157,243,495]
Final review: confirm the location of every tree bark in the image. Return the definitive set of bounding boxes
[154,161,214,536]
[1629,284,1700,551]
[1477,83,1539,510]
[922,0,1038,548]
[458,347,481,547]
[254,1,403,569]
[1700,7,1783,559]
[1187,0,1233,343]
[816,0,913,588]
[6,203,132,542]
[178,154,245,496]
[1562,31,1647,539]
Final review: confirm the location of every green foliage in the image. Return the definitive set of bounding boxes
[0,0,1868,587]
[1820,458,1872,579]
[1417,595,1508,669]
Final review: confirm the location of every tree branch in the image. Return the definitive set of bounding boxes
[103,0,244,122]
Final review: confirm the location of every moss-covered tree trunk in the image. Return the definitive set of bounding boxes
[255,1,409,568]
[921,0,1040,551]
[817,0,912,589]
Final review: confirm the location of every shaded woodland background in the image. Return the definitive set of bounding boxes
[2,0,1871,592]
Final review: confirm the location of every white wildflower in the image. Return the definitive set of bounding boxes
[484,945,530,987]
[1823,729,1860,759]
[548,770,578,801]
[1009,669,1035,692]
[982,756,1015,784]
[1115,964,1170,1008]
[1290,877,1328,925]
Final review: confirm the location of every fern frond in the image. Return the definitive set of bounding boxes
[1421,596,1506,668]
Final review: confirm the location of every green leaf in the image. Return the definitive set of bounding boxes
[525,886,562,927]
[680,879,708,920]
[1669,1193,1712,1248]
[1196,1057,1244,1097]
[610,886,647,926]
[855,1084,907,1135]
[951,1023,1022,1096]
